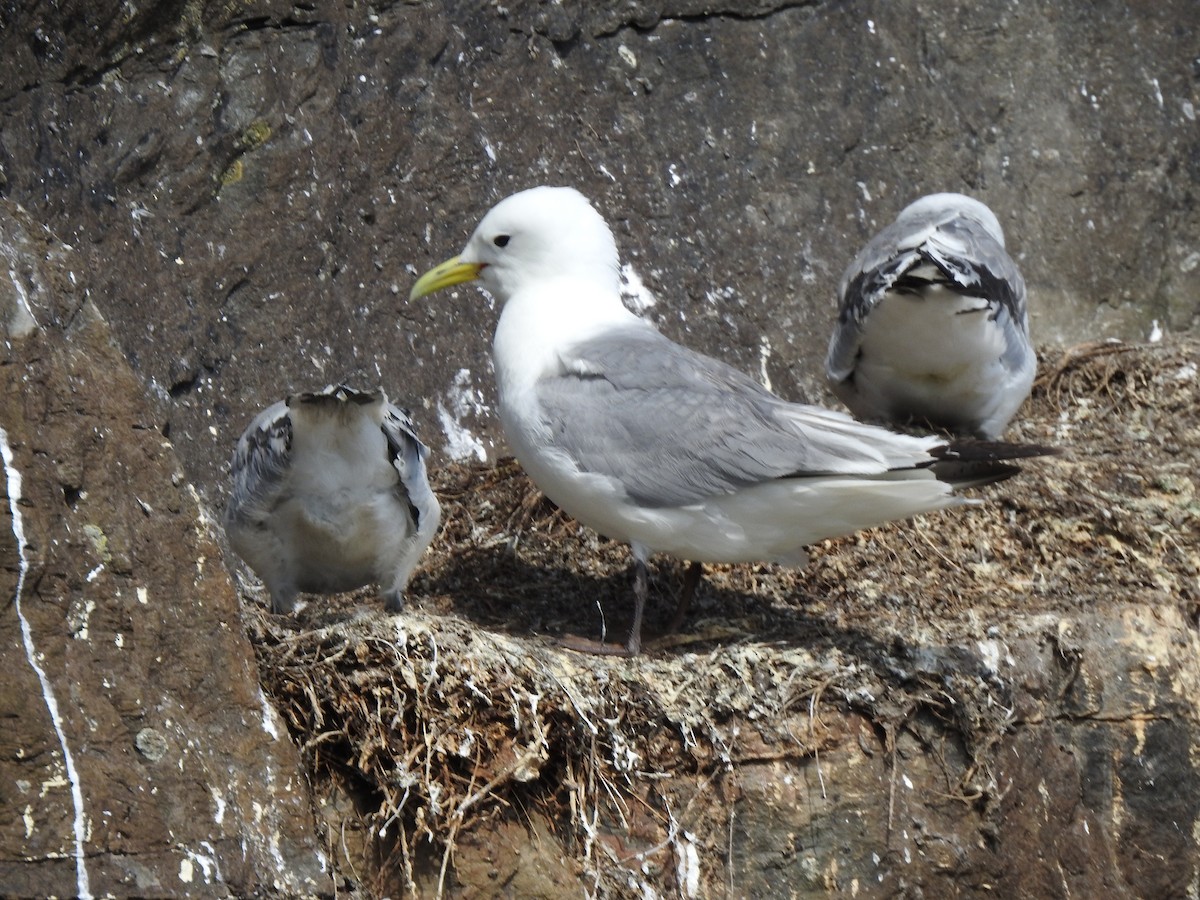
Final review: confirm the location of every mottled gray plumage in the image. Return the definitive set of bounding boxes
[225,385,441,613]
[826,193,1035,439]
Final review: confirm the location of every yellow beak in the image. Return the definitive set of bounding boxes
[408,256,484,301]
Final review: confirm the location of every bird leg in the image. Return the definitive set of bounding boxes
[624,557,647,655]
[269,585,299,615]
[558,556,649,657]
[381,588,406,613]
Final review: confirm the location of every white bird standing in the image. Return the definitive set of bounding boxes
[410,186,1044,656]
[825,192,1035,439]
[225,385,441,614]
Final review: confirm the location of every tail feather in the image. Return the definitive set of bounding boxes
[926,439,1059,490]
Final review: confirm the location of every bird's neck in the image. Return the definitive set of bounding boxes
[491,277,637,403]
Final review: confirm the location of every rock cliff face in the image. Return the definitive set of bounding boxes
[1,1,1199,896]
[0,203,329,896]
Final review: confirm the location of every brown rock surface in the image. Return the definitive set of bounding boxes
[2,1,1199,896]
[0,202,329,897]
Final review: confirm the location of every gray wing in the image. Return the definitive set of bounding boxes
[827,204,1029,382]
[537,326,940,508]
[381,401,441,534]
[226,400,292,525]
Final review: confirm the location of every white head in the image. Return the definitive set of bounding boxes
[410,186,621,305]
[896,192,1006,247]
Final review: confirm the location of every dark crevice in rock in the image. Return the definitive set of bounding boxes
[227,16,326,36]
[168,372,199,397]
[594,0,826,37]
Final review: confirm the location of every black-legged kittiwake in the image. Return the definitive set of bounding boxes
[410,186,1046,656]
[825,192,1035,439]
[225,385,441,614]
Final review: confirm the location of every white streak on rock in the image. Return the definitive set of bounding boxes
[1149,77,1163,109]
[6,268,40,338]
[210,787,227,825]
[2,427,92,900]
[676,831,701,898]
[977,639,1002,674]
[68,598,97,641]
[259,689,281,740]
[620,263,657,313]
[437,368,490,462]
[758,335,773,392]
[182,844,223,884]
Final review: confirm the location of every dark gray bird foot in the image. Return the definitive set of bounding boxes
[381,589,405,613]
[558,631,642,657]
[269,589,298,615]
[558,556,650,657]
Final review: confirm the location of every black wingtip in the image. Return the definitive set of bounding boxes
[927,439,1060,489]
[930,439,1062,463]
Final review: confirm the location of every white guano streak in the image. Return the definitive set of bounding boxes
[1,427,92,900]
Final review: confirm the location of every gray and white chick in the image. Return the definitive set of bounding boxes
[826,193,1035,439]
[225,385,441,613]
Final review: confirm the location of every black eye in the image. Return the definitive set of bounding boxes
[493,235,510,248]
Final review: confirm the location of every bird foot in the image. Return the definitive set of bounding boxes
[269,589,299,615]
[557,632,641,657]
[381,589,405,613]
